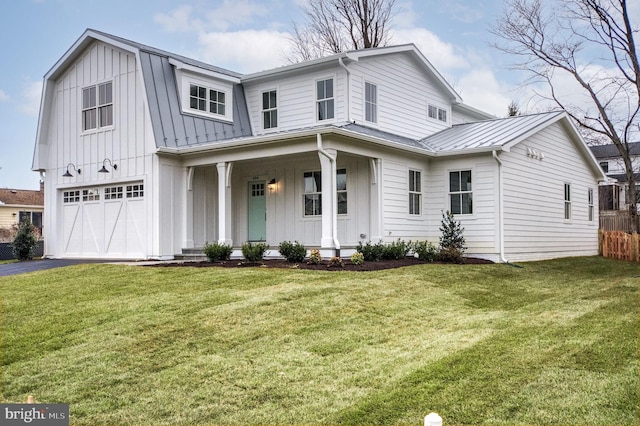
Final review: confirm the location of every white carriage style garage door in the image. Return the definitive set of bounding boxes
[61,183,146,258]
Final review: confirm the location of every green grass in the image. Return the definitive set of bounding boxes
[1,256,637,425]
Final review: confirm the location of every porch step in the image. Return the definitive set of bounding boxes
[174,248,208,262]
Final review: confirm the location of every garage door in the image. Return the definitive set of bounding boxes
[61,183,146,258]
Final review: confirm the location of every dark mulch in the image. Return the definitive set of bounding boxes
[151,256,493,271]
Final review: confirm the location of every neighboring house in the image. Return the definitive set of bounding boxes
[32,29,606,262]
[0,185,44,232]
[589,142,640,211]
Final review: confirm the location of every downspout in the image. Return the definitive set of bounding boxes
[338,57,351,123]
[317,133,341,253]
[492,150,509,264]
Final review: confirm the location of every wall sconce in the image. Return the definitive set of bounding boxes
[268,178,277,192]
[62,163,81,177]
[98,158,118,173]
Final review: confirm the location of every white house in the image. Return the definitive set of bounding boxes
[589,142,640,212]
[32,29,606,262]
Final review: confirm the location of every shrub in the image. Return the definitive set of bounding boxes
[241,242,269,262]
[414,241,439,262]
[307,249,322,264]
[382,239,411,260]
[203,242,233,262]
[11,219,38,261]
[356,241,385,262]
[278,240,306,263]
[350,252,364,265]
[439,211,466,263]
[328,256,344,268]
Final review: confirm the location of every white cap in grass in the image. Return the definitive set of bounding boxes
[425,412,443,426]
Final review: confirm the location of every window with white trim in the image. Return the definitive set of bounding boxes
[104,186,123,200]
[190,84,226,116]
[588,188,594,222]
[449,170,472,215]
[409,170,422,215]
[337,169,347,215]
[317,78,334,121]
[19,211,42,229]
[126,184,144,198]
[304,171,322,216]
[82,81,113,131]
[428,104,447,123]
[262,90,277,129]
[63,190,80,203]
[365,82,377,123]
[564,183,571,220]
[82,188,100,202]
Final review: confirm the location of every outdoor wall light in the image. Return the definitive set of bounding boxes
[62,163,81,177]
[268,178,277,192]
[98,158,118,173]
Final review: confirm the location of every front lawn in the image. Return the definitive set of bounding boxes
[0,257,637,425]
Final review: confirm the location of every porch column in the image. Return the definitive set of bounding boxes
[369,158,383,242]
[216,162,233,245]
[183,166,194,248]
[318,147,337,250]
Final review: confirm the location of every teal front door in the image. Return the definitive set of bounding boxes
[248,181,267,241]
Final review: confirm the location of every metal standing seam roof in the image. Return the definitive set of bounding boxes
[420,111,566,153]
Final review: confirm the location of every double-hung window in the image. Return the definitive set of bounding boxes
[564,183,571,220]
[588,188,594,222]
[365,82,377,123]
[190,84,226,116]
[409,170,422,215]
[82,81,113,131]
[262,90,277,129]
[303,169,348,216]
[449,170,472,215]
[317,78,334,121]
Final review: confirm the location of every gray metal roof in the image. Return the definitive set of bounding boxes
[337,123,426,150]
[421,111,566,153]
[589,142,640,159]
[139,51,253,148]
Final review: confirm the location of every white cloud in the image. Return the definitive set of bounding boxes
[19,80,43,116]
[392,28,469,70]
[154,5,198,33]
[0,89,9,102]
[441,2,484,24]
[456,67,513,116]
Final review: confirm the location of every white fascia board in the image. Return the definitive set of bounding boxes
[453,102,495,120]
[431,146,507,157]
[169,58,241,84]
[241,53,352,83]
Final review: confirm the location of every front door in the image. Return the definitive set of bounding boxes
[248,181,266,241]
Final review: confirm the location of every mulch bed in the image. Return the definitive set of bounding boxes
[151,256,493,271]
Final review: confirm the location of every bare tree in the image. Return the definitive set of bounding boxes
[492,0,639,231]
[288,0,396,62]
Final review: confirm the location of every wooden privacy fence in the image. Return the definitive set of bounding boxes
[599,211,639,233]
[599,230,640,262]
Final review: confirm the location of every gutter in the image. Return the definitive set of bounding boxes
[317,133,341,252]
[338,57,351,122]
[492,150,509,264]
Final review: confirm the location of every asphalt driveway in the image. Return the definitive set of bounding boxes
[0,259,111,277]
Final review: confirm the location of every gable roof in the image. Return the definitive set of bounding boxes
[589,142,640,159]
[0,188,44,207]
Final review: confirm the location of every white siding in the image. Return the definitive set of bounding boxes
[347,54,451,139]
[501,122,600,261]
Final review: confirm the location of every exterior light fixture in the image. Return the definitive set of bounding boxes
[98,158,118,173]
[62,163,81,177]
[268,178,277,192]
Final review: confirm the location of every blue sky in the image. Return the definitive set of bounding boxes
[0,0,528,190]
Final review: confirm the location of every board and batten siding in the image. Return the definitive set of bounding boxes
[244,68,347,136]
[348,54,451,140]
[500,122,600,261]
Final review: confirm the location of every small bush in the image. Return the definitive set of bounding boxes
[439,211,466,263]
[350,252,364,265]
[328,256,344,268]
[382,239,411,260]
[356,241,385,262]
[203,242,233,262]
[278,240,306,263]
[11,219,38,261]
[241,242,269,262]
[438,246,465,264]
[414,241,438,262]
[307,249,322,264]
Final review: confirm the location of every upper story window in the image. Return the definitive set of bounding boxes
[317,78,334,121]
[428,104,447,123]
[409,170,422,215]
[449,170,472,215]
[599,161,609,173]
[262,90,277,129]
[190,84,226,116]
[365,82,377,123]
[82,81,113,131]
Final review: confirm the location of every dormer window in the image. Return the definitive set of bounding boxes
[189,84,226,116]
